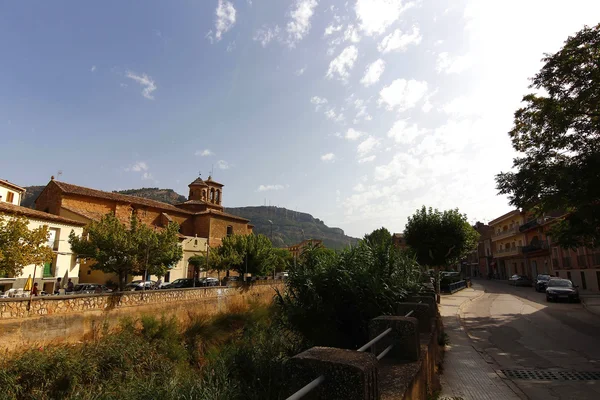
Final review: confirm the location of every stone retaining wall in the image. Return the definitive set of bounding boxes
[0,283,283,353]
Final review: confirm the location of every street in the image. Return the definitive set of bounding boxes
[459,279,600,400]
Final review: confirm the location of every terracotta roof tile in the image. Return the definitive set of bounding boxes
[52,180,193,215]
[0,202,85,226]
[0,179,26,193]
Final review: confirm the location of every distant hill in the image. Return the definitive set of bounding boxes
[114,188,187,205]
[21,186,357,250]
[225,206,358,250]
[20,186,45,209]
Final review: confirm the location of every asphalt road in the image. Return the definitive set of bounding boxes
[461,280,600,400]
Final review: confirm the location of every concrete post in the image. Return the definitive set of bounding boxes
[406,295,437,317]
[396,303,432,333]
[368,316,420,362]
[286,347,379,400]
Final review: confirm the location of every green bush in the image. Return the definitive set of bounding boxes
[277,241,422,349]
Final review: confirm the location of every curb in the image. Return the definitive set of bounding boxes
[581,298,600,316]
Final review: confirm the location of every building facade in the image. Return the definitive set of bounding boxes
[489,210,528,279]
[0,179,26,206]
[0,201,85,292]
[34,176,253,285]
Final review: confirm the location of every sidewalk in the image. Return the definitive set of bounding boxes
[581,294,600,316]
[439,285,523,400]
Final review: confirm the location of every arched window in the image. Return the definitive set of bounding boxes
[210,188,215,202]
[202,189,206,200]
[216,190,221,204]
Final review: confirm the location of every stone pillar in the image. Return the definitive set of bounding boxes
[396,303,432,333]
[368,316,420,362]
[286,347,379,400]
[406,295,437,317]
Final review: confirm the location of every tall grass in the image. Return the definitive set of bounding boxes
[0,303,304,400]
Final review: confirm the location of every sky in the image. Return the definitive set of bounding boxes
[1,0,599,238]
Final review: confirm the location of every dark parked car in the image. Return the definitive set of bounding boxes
[200,277,219,287]
[546,279,580,302]
[72,283,112,294]
[534,274,552,292]
[162,278,203,289]
[124,280,156,291]
[509,274,532,286]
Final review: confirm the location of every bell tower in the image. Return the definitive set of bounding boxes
[188,176,208,201]
[176,175,225,212]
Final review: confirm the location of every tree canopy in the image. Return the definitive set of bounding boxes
[215,234,276,276]
[69,213,183,290]
[0,214,54,277]
[404,207,479,295]
[496,23,600,248]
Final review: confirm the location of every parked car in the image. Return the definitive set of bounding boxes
[72,283,112,294]
[509,275,532,286]
[546,279,580,302]
[125,280,156,291]
[161,278,203,289]
[534,274,552,292]
[201,277,219,287]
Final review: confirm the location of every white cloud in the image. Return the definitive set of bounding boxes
[345,128,364,141]
[360,59,385,87]
[216,160,230,170]
[321,152,336,162]
[257,184,285,192]
[295,66,306,75]
[286,0,319,47]
[125,71,157,100]
[90,65,96,72]
[310,96,328,110]
[215,0,236,41]
[324,24,343,36]
[355,0,414,36]
[436,52,473,74]
[387,120,426,144]
[226,41,236,52]
[379,79,428,111]
[352,98,372,122]
[357,136,380,156]
[142,172,154,180]
[195,149,213,157]
[253,25,280,47]
[126,161,149,172]
[326,45,358,81]
[358,155,376,163]
[421,100,433,113]
[378,26,421,53]
[324,108,345,123]
[353,183,366,192]
[343,25,361,43]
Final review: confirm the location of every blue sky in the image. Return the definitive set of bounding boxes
[1,0,599,238]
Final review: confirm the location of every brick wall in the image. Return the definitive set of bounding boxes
[35,181,63,214]
[209,217,251,246]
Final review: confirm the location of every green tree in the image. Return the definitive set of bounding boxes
[496,23,600,249]
[271,247,293,274]
[69,213,183,290]
[403,206,479,299]
[217,234,274,277]
[363,227,396,275]
[0,214,54,277]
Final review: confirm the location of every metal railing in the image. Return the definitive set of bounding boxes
[286,302,421,400]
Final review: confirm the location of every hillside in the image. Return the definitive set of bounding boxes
[21,186,357,250]
[115,188,187,205]
[225,206,358,250]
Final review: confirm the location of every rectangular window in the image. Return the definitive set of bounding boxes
[43,261,53,278]
[165,271,170,283]
[226,226,233,236]
[6,192,14,203]
[567,271,572,281]
[580,271,587,290]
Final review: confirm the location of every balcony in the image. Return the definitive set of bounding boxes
[519,219,540,232]
[492,226,520,241]
[552,258,559,269]
[495,246,522,257]
[577,255,588,268]
[521,242,549,254]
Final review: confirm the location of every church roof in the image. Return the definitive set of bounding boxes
[189,177,208,187]
[0,201,85,226]
[205,176,224,187]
